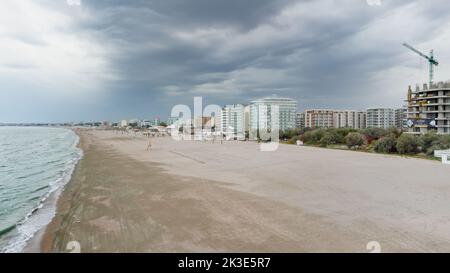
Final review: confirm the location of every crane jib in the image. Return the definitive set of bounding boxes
[403,42,439,85]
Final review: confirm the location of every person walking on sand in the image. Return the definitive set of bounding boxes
[146,139,152,151]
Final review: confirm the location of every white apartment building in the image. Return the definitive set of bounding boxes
[244,105,250,134]
[301,109,366,129]
[250,97,297,135]
[366,108,395,129]
[395,108,407,129]
[296,112,305,129]
[304,109,335,129]
[221,104,245,140]
[213,113,221,133]
[333,110,366,129]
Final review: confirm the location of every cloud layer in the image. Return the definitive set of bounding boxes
[1,0,450,122]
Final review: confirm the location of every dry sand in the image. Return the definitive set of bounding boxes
[42,129,450,252]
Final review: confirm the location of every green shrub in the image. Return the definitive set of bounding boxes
[287,135,302,145]
[319,132,338,147]
[362,128,389,143]
[425,134,450,155]
[328,128,355,144]
[420,132,440,152]
[387,128,402,138]
[311,129,326,143]
[345,132,365,149]
[396,134,420,154]
[299,130,313,143]
[280,129,302,140]
[301,129,325,144]
[374,135,397,153]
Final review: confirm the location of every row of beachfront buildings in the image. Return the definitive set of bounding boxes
[205,81,450,139]
[117,81,450,138]
[165,96,407,140]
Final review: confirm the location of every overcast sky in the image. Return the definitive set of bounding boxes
[1,0,450,122]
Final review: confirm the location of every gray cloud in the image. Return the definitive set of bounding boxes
[2,0,450,122]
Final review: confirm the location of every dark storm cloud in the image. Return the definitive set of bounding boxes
[2,0,450,122]
[75,0,417,111]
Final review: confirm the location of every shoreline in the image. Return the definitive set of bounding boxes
[38,129,87,252]
[21,128,83,253]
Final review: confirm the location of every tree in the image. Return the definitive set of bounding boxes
[334,128,357,143]
[319,131,340,147]
[280,129,301,140]
[420,132,439,152]
[361,128,388,143]
[387,127,402,138]
[345,132,365,149]
[287,135,302,145]
[374,135,397,153]
[308,129,326,144]
[396,134,419,154]
[425,134,450,155]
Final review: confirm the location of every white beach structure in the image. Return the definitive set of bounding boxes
[434,149,450,164]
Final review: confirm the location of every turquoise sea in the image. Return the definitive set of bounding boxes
[0,127,82,252]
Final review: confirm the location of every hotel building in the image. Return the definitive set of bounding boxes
[221,104,246,140]
[406,82,450,135]
[250,96,297,133]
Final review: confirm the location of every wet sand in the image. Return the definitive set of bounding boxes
[41,129,450,252]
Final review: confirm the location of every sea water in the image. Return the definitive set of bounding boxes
[0,127,82,252]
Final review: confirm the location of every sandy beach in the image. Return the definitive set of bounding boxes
[40,129,450,252]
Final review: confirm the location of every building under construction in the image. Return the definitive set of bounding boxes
[406,82,450,135]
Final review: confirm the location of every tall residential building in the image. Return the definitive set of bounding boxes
[250,96,297,133]
[303,109,366,129]
[244,105,250,134]
[333,110,366,129]
[366,108,395,129]
[221,104,245,140]
[213,113,221,133]
[295,112,305,129]
[356,111,367,129]
[304,109,335,129]
[406,82,450,135]
[395,108,407,129]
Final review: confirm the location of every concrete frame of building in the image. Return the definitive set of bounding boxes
[406,82,450,135]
